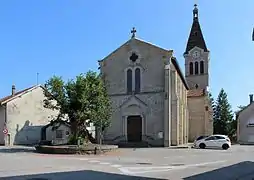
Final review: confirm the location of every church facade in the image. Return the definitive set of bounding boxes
[98,4,213,146]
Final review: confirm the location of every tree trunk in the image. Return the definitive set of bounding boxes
[85,128,97,143]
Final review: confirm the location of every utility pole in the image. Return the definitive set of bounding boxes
[252,28,254,41]
[36,73,39,85]
[99,118,102,151]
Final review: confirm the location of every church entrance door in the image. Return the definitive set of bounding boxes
[127,115,142,142]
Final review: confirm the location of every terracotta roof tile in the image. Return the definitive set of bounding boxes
[0,85,36,104]
[187,89,206,97]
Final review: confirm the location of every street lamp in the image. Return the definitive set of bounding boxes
[252,28,254,41]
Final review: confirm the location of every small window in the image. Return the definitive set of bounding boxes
[195,61,199,74]
[66,131,70,136]
[135,68,141,93]
[189,62,193,75]
[127,69,132,94]
[200,61,204,74]
[56,130,63,139]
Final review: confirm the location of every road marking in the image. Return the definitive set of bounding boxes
[111,164,122,167]
[99,162,110,165]
[89,160,100,163]
[119,160,226,175]
[78,158,88,161]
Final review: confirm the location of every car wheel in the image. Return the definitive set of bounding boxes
[199,143,206,149]
[222,144,229,150]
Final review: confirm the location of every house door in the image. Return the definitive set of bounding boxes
[127,116,142,142]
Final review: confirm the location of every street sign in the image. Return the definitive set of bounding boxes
[3,128,8,134]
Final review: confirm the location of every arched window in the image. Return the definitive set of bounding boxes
[135,68,141,93]
[127,69,132,94]
[189,62,193,75]
[200,61,204,74]
[195,61,199,74]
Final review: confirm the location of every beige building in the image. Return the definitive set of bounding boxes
[187,89,213,142]
[237,94,254,144]
[0,85,58,145]
[184,4,214,142]
[99,4,213,147]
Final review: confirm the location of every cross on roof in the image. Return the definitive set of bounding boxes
[131,27,136,38]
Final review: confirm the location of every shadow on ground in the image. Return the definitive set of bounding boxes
[0,147,35,153]
[184,161,254,180]
[0,170,166,180]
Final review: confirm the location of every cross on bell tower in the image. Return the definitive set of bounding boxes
[131,27,136,38]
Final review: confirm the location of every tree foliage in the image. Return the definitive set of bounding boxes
[213,88,234,135]
[43,71,112,142]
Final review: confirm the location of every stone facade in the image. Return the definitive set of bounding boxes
[0,85,58,145]
[99,37,188,147]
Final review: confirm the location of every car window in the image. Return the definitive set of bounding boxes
[196,136,207,141]
[215,136,225,139]
[205,136,217,141]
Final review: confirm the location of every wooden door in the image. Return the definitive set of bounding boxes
[127,116,142,142]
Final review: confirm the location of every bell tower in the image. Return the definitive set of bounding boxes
[184,4,210,90]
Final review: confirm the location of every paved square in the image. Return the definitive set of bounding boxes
[0,145,254,179]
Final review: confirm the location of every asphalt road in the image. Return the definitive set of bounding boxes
[0,145,254,180]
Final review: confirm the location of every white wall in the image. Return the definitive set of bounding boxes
[0,106,6,145]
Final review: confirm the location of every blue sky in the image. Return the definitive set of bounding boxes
[0,0,253,112]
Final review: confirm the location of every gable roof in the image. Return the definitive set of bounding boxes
[236,103,253,119]
[0,85,44,105]
[99,37,173,63]
[43,119,70,130]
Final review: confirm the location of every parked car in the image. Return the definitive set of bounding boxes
[193,134,231,150]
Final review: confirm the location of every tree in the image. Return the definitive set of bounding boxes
[43,71,112,143]
[213,88,233,135]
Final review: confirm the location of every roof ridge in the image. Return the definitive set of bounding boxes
[0,84,41,105]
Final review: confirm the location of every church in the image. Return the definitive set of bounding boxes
[98,4,213,147]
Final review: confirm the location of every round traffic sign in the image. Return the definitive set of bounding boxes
[3,128,8,134]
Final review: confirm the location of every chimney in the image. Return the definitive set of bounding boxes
[11,85,16,96]
[250,94,253,104]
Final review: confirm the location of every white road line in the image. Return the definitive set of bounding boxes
[89,160,100,163]
[99,162,110,165]
[119,160,226,175]
[78,158,88,161]
[111,164,122,168]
